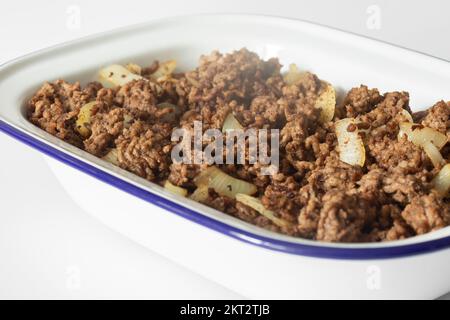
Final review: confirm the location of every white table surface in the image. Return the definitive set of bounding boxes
[1,0,449,299]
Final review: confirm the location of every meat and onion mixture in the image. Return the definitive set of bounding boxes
[27,48,450,243]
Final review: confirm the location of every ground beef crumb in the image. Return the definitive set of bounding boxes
[305,153,363,193]
[316,190,376,242]
[339,85,383,118]
[168,163,202,188]
[116,79,162,120]
[421,100,450,138]
[368,136,428,174]
[84,107,128,156]
[401,193,450,235]
[115,121,172,180]
[382,167,431,205]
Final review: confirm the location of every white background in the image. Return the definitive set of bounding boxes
[0,0,449,299]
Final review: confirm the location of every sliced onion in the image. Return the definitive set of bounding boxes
[125,63,142,75]
[432,164,450,196]
[222,112,243,133]
[76,101,96,138]
[194,166,257,199]
[417,126,448,149]
[398,122,447,168]
[235,194,292,228]
[335,118,366,167]
[315,83,336,123]
[398,122,447,150]
[102,148,119,166]
[423,142,445,168]
[190,185,210,202]
[400,109,413,123]
[150,60,177,81]
[98,64,143,87]
[283,64,309,85]
[164,180,188,197]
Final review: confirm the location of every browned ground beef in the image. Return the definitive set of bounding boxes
[27,48,450,243]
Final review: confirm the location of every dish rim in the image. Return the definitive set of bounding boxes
[1,13,450,260]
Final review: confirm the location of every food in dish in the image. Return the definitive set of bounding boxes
[27,48,449,242]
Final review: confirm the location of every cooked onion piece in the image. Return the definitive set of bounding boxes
[150,60,177,81]
[400,109,414,123]
[190,185,210,202]
[125,63,142,75]
[315,83,336,123]
[102,148,119,166]
[423,142,445,168]
[76,101,96,138]
[335,118,366,167]
[398,122,448,168]
[222,112,243,133]
[418,126,448,149]
[194,166,257,199]
[398,122,447,149]
[164,180,188,197]
[432,164,450,196]
[283,64,309,85]
[98,64,143,87]
[235,194,292,228]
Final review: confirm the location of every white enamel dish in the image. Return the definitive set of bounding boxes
[0,14,449,299]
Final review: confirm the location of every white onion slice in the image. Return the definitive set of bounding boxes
[315,83,336,123]
[102,148,119,166]
[400,109,414,123]
[398,122,447,150]
[76,101,96,138]
[423,142,445,168]
[283,64,309,85]
[432,164,450,196]
[235,194,292,228]
[222,113,243,133]
[398,122,447,168]
[194,167,257,199]
[335,118,366,167]
[125,63,142,75]
[151,60,177,81]
[190,185,210,202]
[164,180,188,197]
[98,64,143,87]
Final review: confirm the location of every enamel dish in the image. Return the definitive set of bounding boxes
[1,14,449,299]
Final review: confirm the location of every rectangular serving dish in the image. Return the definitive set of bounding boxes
[1,14,449,299]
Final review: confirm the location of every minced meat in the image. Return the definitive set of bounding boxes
[27,48,450,243]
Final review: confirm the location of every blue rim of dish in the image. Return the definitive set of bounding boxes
[1,119,450,260]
